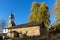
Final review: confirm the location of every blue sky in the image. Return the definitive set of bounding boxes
[0,0,56,27]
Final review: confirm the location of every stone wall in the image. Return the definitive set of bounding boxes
[7,26,40,38]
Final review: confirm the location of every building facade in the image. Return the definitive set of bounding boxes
[4,13,47,38]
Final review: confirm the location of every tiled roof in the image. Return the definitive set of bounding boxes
[7,22,41,29]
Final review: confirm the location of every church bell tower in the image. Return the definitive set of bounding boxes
[8,12,15,28]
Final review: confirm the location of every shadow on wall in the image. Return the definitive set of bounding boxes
[0,36,3,40]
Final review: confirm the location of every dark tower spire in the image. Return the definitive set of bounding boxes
[8,11,15,28]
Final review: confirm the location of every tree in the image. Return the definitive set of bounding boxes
[0,19,6,33]
[28,2,50,26]
[28,2,40,23]
[54,0,60,22]
[49,22,60,35]
[38,3,50,26]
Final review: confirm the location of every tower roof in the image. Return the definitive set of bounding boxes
[8,12,15,28]
[9,12,14,19]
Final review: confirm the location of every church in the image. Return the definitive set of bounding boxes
[3,13,47,38]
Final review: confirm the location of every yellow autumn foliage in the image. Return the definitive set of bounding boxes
[28,2,50,26]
